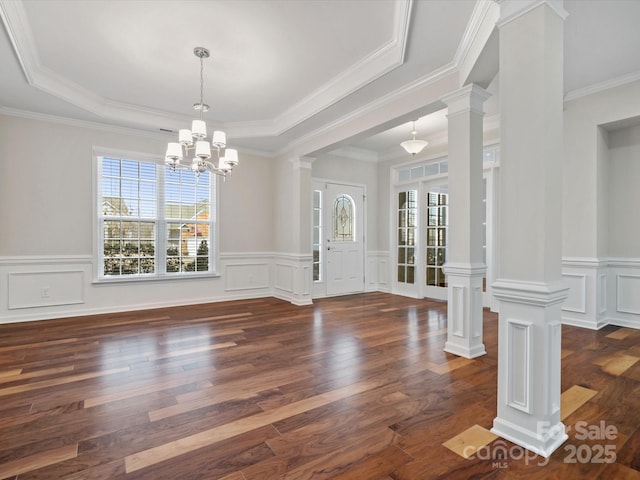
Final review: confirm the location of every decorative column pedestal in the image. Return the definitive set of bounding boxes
[443,263,487,358]
[490,0,569,457]
[441,84,490,359]
[492,280,569,457]
[289,157,314,306]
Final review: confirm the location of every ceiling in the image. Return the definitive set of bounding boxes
[1,0,639,159]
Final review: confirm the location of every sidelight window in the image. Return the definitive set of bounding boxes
[425,190,448,287]
[313,190,322,281]
[397,190,417,284]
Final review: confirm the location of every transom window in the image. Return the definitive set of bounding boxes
[96,154,216,280]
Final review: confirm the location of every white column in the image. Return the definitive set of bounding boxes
[290,156,314,306]
[441,84,491,359]
[491,0,569,457]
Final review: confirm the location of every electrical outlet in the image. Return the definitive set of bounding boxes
[41,287,51,298]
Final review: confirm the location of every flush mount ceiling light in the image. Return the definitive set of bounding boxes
[165,47,238,177]
[400,120,428,156]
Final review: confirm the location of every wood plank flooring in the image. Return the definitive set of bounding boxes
[0,292,639,479]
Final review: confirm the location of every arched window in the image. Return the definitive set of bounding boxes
[333,194,354,241]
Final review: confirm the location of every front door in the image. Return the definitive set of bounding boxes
[324,183,365,296]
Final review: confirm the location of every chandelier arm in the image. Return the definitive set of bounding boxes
[203,161,228,177]
[165,46,238,178]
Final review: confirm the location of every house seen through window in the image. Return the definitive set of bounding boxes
[97,155,216,279]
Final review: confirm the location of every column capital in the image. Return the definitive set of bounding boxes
[289,156,315,169]
[496,0,568,29]
[442,262,487,277]
[441,84,491,117]
[492,279,570,307]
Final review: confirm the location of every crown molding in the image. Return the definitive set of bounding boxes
[0,106,169,140]
[453,0,497,67]
[269,0,412,134]
[329,146,379,163]
[495,0,568,29]
[281,0,504,158]
[0,107,275,159]
[0,0,195,131]
[289,156,314,169]
[0,0,412,140]
[281,62,459,157]
[2,0,502,159]
[0,0,35,81]
[563,70,640,104]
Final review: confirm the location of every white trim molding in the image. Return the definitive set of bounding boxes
[366,251,390,293]
[492,278,569,307]
[491,278,568,458]
[0,0,412,140]
[496,0,568,29]
[610,259,640,327]
[273,253,313,306]
[0,252,317,324]
[443,262,487,359]
[561,257,609,329]
[561,257,640,330]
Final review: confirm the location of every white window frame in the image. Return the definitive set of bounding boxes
[391,144,500,305]
[92,147,219,283]
[312,188,323,282]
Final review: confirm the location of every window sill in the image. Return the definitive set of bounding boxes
[92,273,221,285]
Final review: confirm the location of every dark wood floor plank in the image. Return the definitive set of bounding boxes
[0,293,637,479]
[0,443,77,479]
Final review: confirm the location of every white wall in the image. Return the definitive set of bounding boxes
[608,124,640,257]
[0,113,277,322]
[561,80,640,329]
[270,156,313,305]
[563,80,640,258]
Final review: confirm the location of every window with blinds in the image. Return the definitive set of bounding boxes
[97,155,216,279]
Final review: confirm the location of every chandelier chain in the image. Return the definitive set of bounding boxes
[199,55,204,120]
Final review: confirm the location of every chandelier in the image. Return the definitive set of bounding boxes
[165,47,238,177]
[400,120,428,156]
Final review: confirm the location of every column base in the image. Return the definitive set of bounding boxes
[443,263,486,359]
[491,417,568,458]
[444,341,486,358]
[492,278,570,458]
[274,254,314,306]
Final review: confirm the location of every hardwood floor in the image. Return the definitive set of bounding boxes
[0,292,639,479]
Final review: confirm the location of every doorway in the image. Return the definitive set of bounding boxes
[313,181,365,296]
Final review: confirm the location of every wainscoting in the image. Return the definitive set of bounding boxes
[3,254,639,329]
[0,252,391,323]
[0,253,304,324]
[562,257,640,329]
